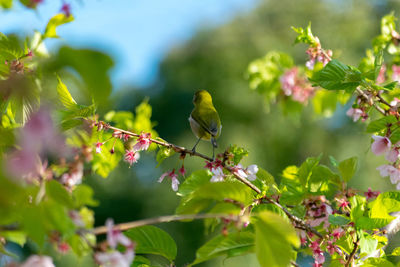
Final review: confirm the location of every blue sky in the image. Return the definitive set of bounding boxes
[1,0,258,87]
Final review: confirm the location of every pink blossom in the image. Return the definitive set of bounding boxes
[305,42,332,70]
[61,2,71,17]
[346,108,363,122]
[337,199,349,210]
[332,228,344,240]
[386,147,400,162]
[392,65,400,82]
[61,162,83,187]
[106,219,133,249]
[377,64,386,84]
[326,241,336,255]
[21,255,55,267]
[58,242,70,254]
[280,67,315,103]
[204,161,214,171]
[27,49,33,58]
[210,167,225,182]
[179,165,186,176]
[133,133,152,151]
[364,187,380,200]
[377,164,400,186]
[96,142,103,153]
[95,251,134,267]
[124,150,140,166]
[371,135,391,155]
[158,170,180,191]
[233,164,248,178]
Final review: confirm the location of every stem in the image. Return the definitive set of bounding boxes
[92,213,239,235]
[345,236,359,267]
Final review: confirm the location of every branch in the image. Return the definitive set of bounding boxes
[95,121,323,238]
[355,87,386,115]
[92,213,239,235]
[345,236,359,267]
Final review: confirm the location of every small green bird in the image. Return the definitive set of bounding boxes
[189,90,222,160]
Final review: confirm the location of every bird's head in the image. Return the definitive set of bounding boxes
[193,90,212,106]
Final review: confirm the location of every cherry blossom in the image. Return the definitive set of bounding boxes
[346,108,364,122]
[377,164,400,188]
[96,142,103,153]
[392,64,400,82]
[158,169,180,191]
[21,255,55,267]
[364,187,380,200]
[280,67,315,103]
[210,167,225,182]
[124,150,140,166]
[133,133,152,151]
[371,135,391,155]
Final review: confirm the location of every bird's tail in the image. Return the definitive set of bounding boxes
[211,137,218,148]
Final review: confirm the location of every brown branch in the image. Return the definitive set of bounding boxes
[355,87,386,115]
[92,213,238,235]
[95,120,323,238]
[345,236,359,267]
[102,123,214,162]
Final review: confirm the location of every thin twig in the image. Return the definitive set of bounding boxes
[92,213,239,235]
[102,123,214,162]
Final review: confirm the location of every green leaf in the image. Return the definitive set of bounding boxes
[252,167,277,194]
[72,184,99,208]
[350,195,366,222]
[46,180,73,208]
[359,234,378,255]
[366,116,397,133]
[49,46,114,106]
[291,22,319,46]
[390,247,400,256]
[156,145,175,167]
[0,0,12,8]
[125,225,177,262]
[254,211,299,267]
[56,75,77,109]
[178,170,211,196]
[362,257,394,267]
[355,217,393,230]
[191,232,254,266]
[338,157,358,182]
[329,155,339,167]
[374,49,384,80]
[1,231,26,246]
[228,145,249,165]
[311,60,361,92]
[43,13,74,38]
[328,214,350,226]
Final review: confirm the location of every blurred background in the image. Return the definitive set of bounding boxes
[3,0,400,266]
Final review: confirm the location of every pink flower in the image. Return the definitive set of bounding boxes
[106,219,133,249]
[346,108,363,122]
[133,133,152,151]
[61,162,83,187]
[377,64,386,84]
[386,146,400,162]
[210,167,225,182]
[21,255,55,267]
[377,164,400,187]
[179,165,186,176]
[58,242,70,254]
[124,150,140,166]
[371,135,391,155]
[61,2,71,17]
[364,187,380,200]
[392,65,400,82]
[95,251,134,267]
[332,228,344,240]
[280,67,315,103]
[96,142,103,153]
[204,161,214,171]
[158,170,180,191]
[233,164,248,178]
[337,199,349,210]
[305,42,332,70]
[27,49,33,58]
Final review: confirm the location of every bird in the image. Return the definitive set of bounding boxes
[189,90,221,160]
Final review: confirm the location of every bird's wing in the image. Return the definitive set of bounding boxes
[191,108,220,137]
